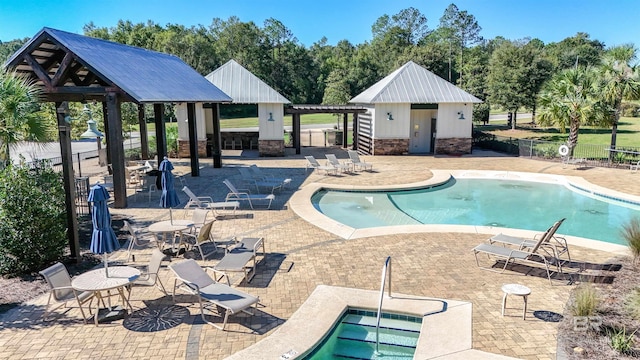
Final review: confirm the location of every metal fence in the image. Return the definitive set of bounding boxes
[474,131,640,168]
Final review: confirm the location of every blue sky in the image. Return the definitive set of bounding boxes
[0,0,638,48]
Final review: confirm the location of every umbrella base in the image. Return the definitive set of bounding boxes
[92,306,127,323]
[162,248,186,257]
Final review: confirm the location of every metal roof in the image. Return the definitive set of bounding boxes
[205,59,290,104]
[5,27,232,103]
[349,61,482,104]
[286,105,366,114]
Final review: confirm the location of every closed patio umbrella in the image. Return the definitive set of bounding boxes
[88,183,120,277]
[159,156,181,209]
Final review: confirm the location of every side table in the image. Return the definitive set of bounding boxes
[501,283,531,320]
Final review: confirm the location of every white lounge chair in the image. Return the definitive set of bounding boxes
[168,259,260,330]
[305,156,337,175]
[223,179,275,209]
[249,165,292,188]
[325,154,352,173]
[237,167,284,193]
[347,150,373,171]
[39,263,95,323]
[182,186,239,215]
[489,218,570,262]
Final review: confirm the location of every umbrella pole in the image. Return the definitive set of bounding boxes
[103,252,109,278]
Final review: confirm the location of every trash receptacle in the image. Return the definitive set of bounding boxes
[335,130,343,145]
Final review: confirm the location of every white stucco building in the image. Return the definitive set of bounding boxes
[349,61,482,155]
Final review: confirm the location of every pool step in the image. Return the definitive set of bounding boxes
[342,314,422,333]
[332,337,415,359]
[338,324,419,348]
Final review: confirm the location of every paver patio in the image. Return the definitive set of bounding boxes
[0,148,636,360]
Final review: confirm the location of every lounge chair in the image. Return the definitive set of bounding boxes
[347,150,373,171]
[181,220,236,260]
[214,237,265,284]
[325,154,352,173]
[249,165,292,188]
[223,179,275,209]
[305,156,337,175]
[182,186,239,215]
[131,248,168,294]
[237,167,285,193]
[631,160,640,173]
[39,262,95,323]
[489,218,570,262]
[168,259,260,330]
[472,232,562,284]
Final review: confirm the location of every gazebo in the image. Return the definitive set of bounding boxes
[5,27,231,260]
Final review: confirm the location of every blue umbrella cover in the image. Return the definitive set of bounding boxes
[88,183,120,276]
[159,157,181,208]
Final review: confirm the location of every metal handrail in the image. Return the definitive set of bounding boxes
[375,256,392,354]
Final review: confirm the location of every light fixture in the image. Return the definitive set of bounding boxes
[387,112,394,121]
[268,112,274,121]
[80,105,104,150]
[457,111,465,120]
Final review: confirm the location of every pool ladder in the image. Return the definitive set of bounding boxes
[375,256,392,355]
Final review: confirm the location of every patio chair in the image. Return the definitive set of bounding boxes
[131,248,168,294]
[181,220,236,260]
[305,155,337,175]
[183,186,214,209]
[124,220,162,262]
[489,218,570,262]
[238,167,285,193]
[472,232,562,285]
[39,262,95,323]
[347,150,373,171]
[325,154,352,173]
[249,165,292,188]
[223,179,276,209]
[168,259,260,330]
[631,160,640,173]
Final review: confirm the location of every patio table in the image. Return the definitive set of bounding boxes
[148,219,194,255]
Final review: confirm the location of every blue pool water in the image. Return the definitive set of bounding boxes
[311,178,640,245]
[304,309,421,359]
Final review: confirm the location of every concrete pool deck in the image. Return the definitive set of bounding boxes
[0,148,638,359]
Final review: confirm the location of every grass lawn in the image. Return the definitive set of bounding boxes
[478,116,640,148]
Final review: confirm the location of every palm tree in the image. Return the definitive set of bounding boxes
[599,45,640,158]
[0,68,48,164]
[537,66,602,154]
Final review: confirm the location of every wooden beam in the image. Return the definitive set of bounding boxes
[55,102,80,262]
[186,103,200,176]
[138,104,149,159]
[48,86,118,95]
[353,113,358,151]
[23,53,51,87]
[154,104,167,163]
[211,103,222,168]
[50,52,74,87]
[106,92,127,208]
[102,101,112,167]
[342,113,348,148]
[293,113,301,155]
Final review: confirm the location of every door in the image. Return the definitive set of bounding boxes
[409,110,431,153]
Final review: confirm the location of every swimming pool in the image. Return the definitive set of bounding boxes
[311,177,640,245]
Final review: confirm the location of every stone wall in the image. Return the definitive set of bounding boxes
[177,139,207,158]
[259,139,284,157]
[372,138,409,155]
[434,137,472,155]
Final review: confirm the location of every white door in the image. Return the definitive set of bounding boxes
[409,110,431,153]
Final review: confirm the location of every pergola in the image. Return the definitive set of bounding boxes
[285,105,367,154]
[5,27,231,260]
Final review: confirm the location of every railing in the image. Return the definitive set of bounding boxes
[375,256,392,354]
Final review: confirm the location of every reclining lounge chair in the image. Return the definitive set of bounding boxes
[223,179,275,209]
[488,218,570,262]
[169,259,260,330]
[305,156,337,175]
[347,150,373,171]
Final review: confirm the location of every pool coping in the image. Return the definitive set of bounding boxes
[289,170,634,255]
[225,285,514,360]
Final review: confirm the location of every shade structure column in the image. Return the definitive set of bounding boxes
[186,102,199,176]
[106,92,127,208]
[102,102,112,168]
[211,103,222,168]
[154,103,167,162]
[342,113,348,148]
[293,113,301,155]
[55,101,80,261]
[138,104,149,159]
[353,112,358,150]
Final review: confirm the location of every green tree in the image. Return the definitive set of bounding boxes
[537,67,602,152]
[0,68,49,164]
[544,32,605,71]
[438,3,483,86]
[599,44,640,156]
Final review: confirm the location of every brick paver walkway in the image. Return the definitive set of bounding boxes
[0,148,637,360]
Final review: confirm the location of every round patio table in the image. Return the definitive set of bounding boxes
[148,219,194,255]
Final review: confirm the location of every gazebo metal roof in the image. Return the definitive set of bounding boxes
[206,59,289,104]
[5,27,231,103]
[350,61,482,104]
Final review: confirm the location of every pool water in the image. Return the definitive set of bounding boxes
[311,178,640,245]
[304,309,421,359]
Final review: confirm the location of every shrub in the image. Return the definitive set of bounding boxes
[621,102,640,117]
[0,163,67,275]
[572,284,600,317]
[625,288,640,319]
[622,218,640,266]
[609,327,637,354]
[534,144,559,159]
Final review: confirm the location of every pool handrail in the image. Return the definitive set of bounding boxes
[375,256,392,354]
